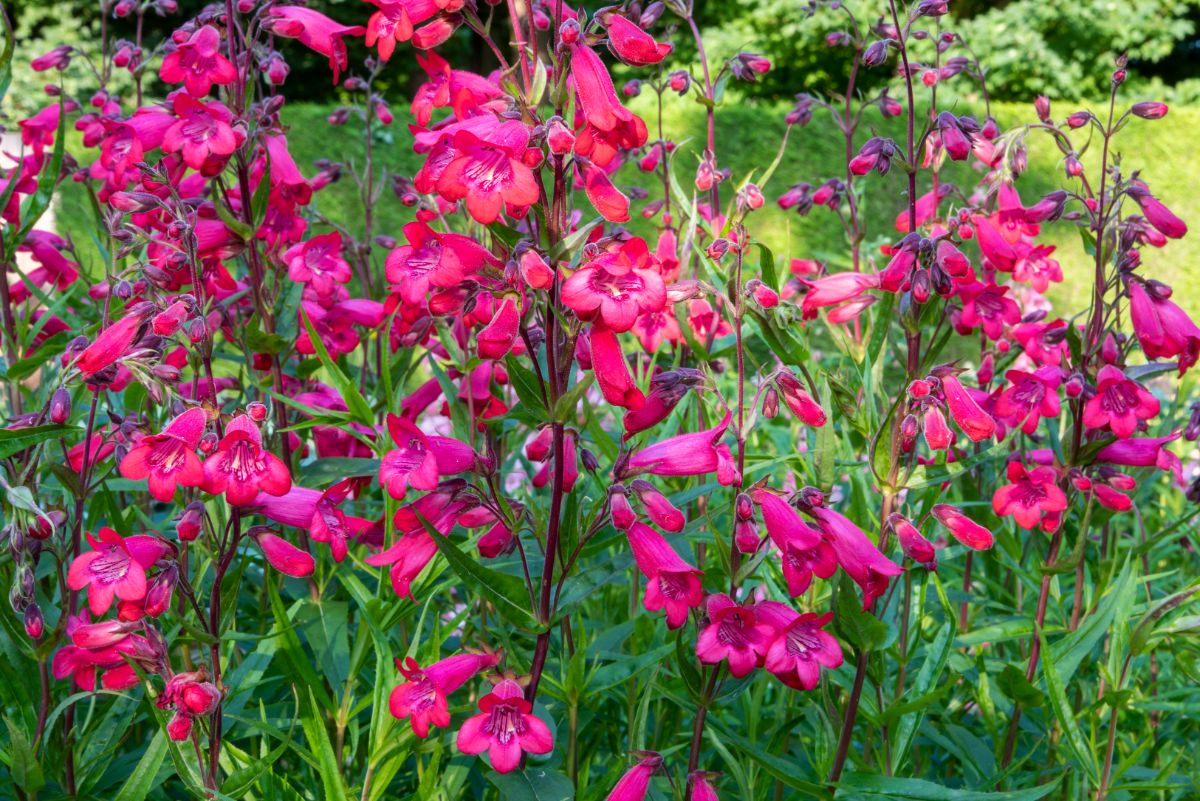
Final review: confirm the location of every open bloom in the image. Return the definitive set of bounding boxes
[456,678,553,773]
[390,652,500,738]
[696,594,773,677]
[386,219,498,306]
[162,94,240,172]
[119,408,207,502]
[159,25,236,96]
[810,506,901,608]
[267,6,365,83]
[754,490,835,596]
[436,125,540,224]
[626,413,739,486]
[562,236,666,332]
[992,462,1067,530]
[1083,365,1159,438]
[68,528,169,616]
[992,367,1063,436]
[201,414,292,506]
[1128,280,1200,374]
[283,231,351,298]
[627,522,703,629]
[755,602,843,691]
[379,414,475,500]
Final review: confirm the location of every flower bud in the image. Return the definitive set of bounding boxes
[559,19,580,44]
[1131,101,1168,120]
[247,401,268,422]
[50,387,72,423]
[1034,95,1051,123]
[761,386,780,419]
[863,39,892,67]
[610,487,637,530]
[24,604,44,640]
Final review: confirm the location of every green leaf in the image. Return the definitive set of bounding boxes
[9,95,65,249]
[0,424,72,460]
[214,197,255,241]
[756,242,779,293]
[1039,631,1100,784]
[835,773,1061,800]
[300,686,347,801]
[0,5,14,105]
[833,572,888,652]
[299,457,381,487]
[3,716,45,793]
[111,729,168,801]
[996,664,1043,708]
[300,307,374,425]
[488,768,574,801]
[504,354,548,418]
[424,519,540,630]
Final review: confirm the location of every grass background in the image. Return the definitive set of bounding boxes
[56,96,1200,319]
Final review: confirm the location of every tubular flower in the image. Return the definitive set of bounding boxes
[940,373,996,442]
[810,506,902,608]
[696,594,773,677]
[755,602,843,691]
[606,753,663,801]
[562,237,667,332]
[283,231,351,298]
[603,14,672,66]
[570,42,648,164]
[389,652,500,738]
[456,678,553,773]
[378,413,475,500]
[159,25,237,96]
[67,528,169,616]
[992,367,1063,436]
[930,504,994,550]
[754,489,835,596]
[1127,280,1200,374]
[76,308,150,375]
[386,219,498,307]
[626,522,703,629]
[201,414,292,506]
[992,462,1067,531]
[364,0,438,60]
[435,124,540,224]
[589,324,646,410]
[267,6,365,83]
[889,513,936,568]
[1082,365,1160,438]
[119,407,208,502]
[162,94,241,172]
[626,412,739,485]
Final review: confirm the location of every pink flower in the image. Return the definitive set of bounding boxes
[379,414,475,500]
[800,272,879,320]
[604,14,672,66]
[606,754,663,801]
[67,528,169,616]
[992,366,1063,436]
[957,282,1020,340]
[162,94,240,172]
[689,772,721,801]
[119,407,208,502]
[563,239,666,332]
[940,373,996,442]
[931,504,994,550]
[627,522,703,629]
[386,220,498,307]
[283,231,350,298]
[580,161,632,222]
[365,0,437,60]
[257,533,315,577]
[626,413,740,486]
[1083,365,1160,438]
[367,484,473,598]
[754,489,835,596]
[570,42,648,164]
[201,414,292,506]
[456,678,553,773]
[1128,280,1200,374]
[590,324,646,410]
[992,462,1067,530]
[390,652,500,738]
[1094,431,1183,485]
[696,594,773,677]
[477,298,520,360]
[267,6,365,84]
[1129,186,1187,239]
[756,602,843,690]
[436,125,540,224]
[811,506,901,608]
[889,513,936,567]
[310,480,374,562]
[629,480,685,532]
[775,372,826,427]
[159,25,237,96]
[76,309,149,375]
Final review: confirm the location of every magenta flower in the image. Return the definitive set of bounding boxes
[379,413,475,500]
[436,125,540,224]
[957,282,1021,341]
[992,366,1063,436]
[629,480,685,532]
[257,532,315,577]
[267,6,365,84]
[889,513,936,567]
[810,506,901,608]
[364,0,435,60]
[76,309,150,375]
[456,678,553,774]
[1094,431,1183,485]
[283,231,351,298]
[992,462,1067,530]
[931,504,994,550]
[606,754,663,801]
[389,652,500,738]
[800,272,879,320]
[1128,185,1188,239]
[386,220,498,306]
[689,772,720,801]
[754,489,835,596]
[67,528,169,616]
[1083,365,1160,438]
[119,407,207,502]
[590,324,646,410]
[775,372,827,427]
[604,14,672,66]
[563,259,666,334]
[627,522,703,629]
[162,94,240,172]
[756,602,843,691]
[201,414,292,506]
[310,480,374,563]
[570,42,649,166]
[159,25,236,96]
[1128,280,1200,374]
[626,412,740,486]
[696,594,773,677]
[940,373,996,442]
